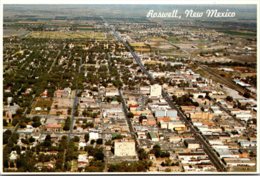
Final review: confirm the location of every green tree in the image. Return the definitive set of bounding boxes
[32,116,41,122]
[16,150,37,171]
[85,160,105,172]
[3,129,12,144]
[66,141,78,162]
[226,96,233,102]
[32,121,41,128]
[82,109,87,117]
[138,148,148,160]
[127,112,134,118]
[63,117,71,131]
[12,118,19,126]
[3,119,8,126]
[96,138,103,145]
[73,136,80,142]
[20,122,27,128]
[84,133,89,142]
[29,136,35,143]
[243,92,251,98]
[94,149,104,161]
[43,134,52,147]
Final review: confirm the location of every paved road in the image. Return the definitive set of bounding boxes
[68,58,82,141]
[48,50,61,73]
[101,16,227,172]
[215,101,246,126]
[68,91,79,141]
[162,90,227,171]
[118,89,139,147]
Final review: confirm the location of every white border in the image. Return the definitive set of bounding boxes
[0,0,259,175]
[0,0,259,4]
[0,0,4,174]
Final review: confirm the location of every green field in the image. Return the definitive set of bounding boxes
[27,31,106,40]
[220,30,256,37]
[167,36,180,43]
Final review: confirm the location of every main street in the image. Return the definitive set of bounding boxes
[68,57,82,141]
[118,89,140,147]
[103,17,141,157]
[101,16,227,172]
[162,90,227,172]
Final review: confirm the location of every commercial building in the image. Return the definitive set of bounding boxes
[114,139,136,157]
[150,84,162,97]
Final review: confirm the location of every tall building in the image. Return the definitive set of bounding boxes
[114,139,136,157]
[150,84,162,97]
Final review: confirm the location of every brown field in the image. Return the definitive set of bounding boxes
[230,55,256,63]
[130,42,151,52]
[30,97,53,115]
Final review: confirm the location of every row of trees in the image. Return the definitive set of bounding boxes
[172,94,199,107]
[108,160,152,172]
[150,144,170,158]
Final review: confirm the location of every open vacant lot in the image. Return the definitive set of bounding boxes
[30,97,53,115]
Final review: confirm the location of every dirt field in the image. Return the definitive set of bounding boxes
[30,97,53,115]
[229,55,256,63]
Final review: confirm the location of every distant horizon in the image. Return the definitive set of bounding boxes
[4,4,257,21]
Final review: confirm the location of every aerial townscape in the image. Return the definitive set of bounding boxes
[2,5,257,173]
